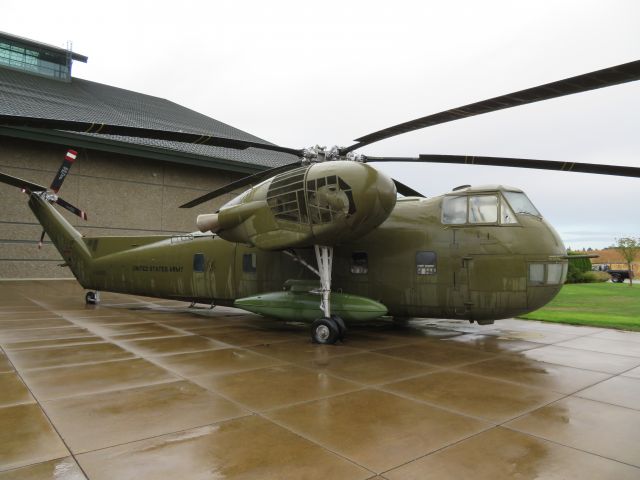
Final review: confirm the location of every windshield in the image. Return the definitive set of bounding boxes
[503,191,541,217]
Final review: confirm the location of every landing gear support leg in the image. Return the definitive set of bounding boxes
[309,246,344,344]
[315,245,333,319]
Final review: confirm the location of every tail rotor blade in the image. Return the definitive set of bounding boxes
[0,172,46,192]
[50,149,78,193]
[55,197,88,221]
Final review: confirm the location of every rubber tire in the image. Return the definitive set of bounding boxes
[85,291,97,305]
[611,275,622,283]
[311,317,340,345]
[330,315,347,339]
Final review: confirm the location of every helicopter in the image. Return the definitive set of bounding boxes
[1,60,639,344]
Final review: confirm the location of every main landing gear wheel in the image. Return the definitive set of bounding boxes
[311,317,340,344]
[330,314,347,339]
[85,291,100,305]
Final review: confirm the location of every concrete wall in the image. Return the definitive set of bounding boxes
[0,137,243,278]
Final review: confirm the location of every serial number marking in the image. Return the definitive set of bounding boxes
[132,265,184,273]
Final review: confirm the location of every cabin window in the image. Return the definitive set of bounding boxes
[350,252,368,274]
[529,263,545,283]
[442,196,467,224]
[468,195,498,223]
[242,253,257,273]
[193,253,205,272]
[416,251,437,275]
[529,263,567,285]
[547,264,564,285]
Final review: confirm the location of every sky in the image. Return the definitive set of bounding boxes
[3,0,639,249]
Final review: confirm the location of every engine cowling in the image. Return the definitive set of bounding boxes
[197,161,397,250]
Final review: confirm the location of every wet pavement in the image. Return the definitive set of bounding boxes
[1,280,639,479]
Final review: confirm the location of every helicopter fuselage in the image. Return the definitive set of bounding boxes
[34,185,567,323]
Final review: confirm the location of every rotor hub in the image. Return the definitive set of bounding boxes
[302,145,365,164]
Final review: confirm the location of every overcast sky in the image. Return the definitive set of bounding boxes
[3,0,639,249]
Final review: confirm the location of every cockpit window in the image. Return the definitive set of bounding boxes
[468,195,498,223]
[443,193,521,225]
[500,198,518,224]
[503,191,541,217]
[442,196,467,224]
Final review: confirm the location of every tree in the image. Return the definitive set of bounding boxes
[615,237,640,287]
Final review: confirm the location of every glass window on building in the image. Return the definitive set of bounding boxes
[0,39,71,81]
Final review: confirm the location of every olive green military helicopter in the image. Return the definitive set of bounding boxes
[2,60,640,344]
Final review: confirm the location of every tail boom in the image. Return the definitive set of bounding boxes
[28,193,93,286]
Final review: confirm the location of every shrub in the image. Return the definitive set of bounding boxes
[566,264,585,283]
[581,271,609,283]
[567,252,592,272]
[565,252,593,284]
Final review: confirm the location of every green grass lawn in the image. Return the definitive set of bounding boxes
[520,282,640,331]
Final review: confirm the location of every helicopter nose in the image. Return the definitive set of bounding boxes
[522,217,568,311]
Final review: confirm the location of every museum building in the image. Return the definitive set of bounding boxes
[0,31,295,279]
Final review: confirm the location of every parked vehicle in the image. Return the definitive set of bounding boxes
[608,270,632,283]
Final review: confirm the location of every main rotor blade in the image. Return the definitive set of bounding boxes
[343,60,640,153]
[0,115,304,157]
[180,161,303,208]
[366,154,640,178]
[393,179,424,197]
[0,171,47,191]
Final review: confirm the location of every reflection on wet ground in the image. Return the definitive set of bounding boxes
[1,280,639,479]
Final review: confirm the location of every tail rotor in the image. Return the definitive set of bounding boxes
[0,148,88,248]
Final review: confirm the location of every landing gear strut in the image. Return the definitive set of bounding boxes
[310,246,346,344]
[85,290,100,305]
[285,246,346,344]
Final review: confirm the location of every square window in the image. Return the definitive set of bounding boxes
[351,252,368,274]
[243,253,257,273]
[442,196,467,224]
[417,251,437,275]
[547,264,564,284]
[193,253,205,273]
[529,263,545,283]
[469,195,498,223]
